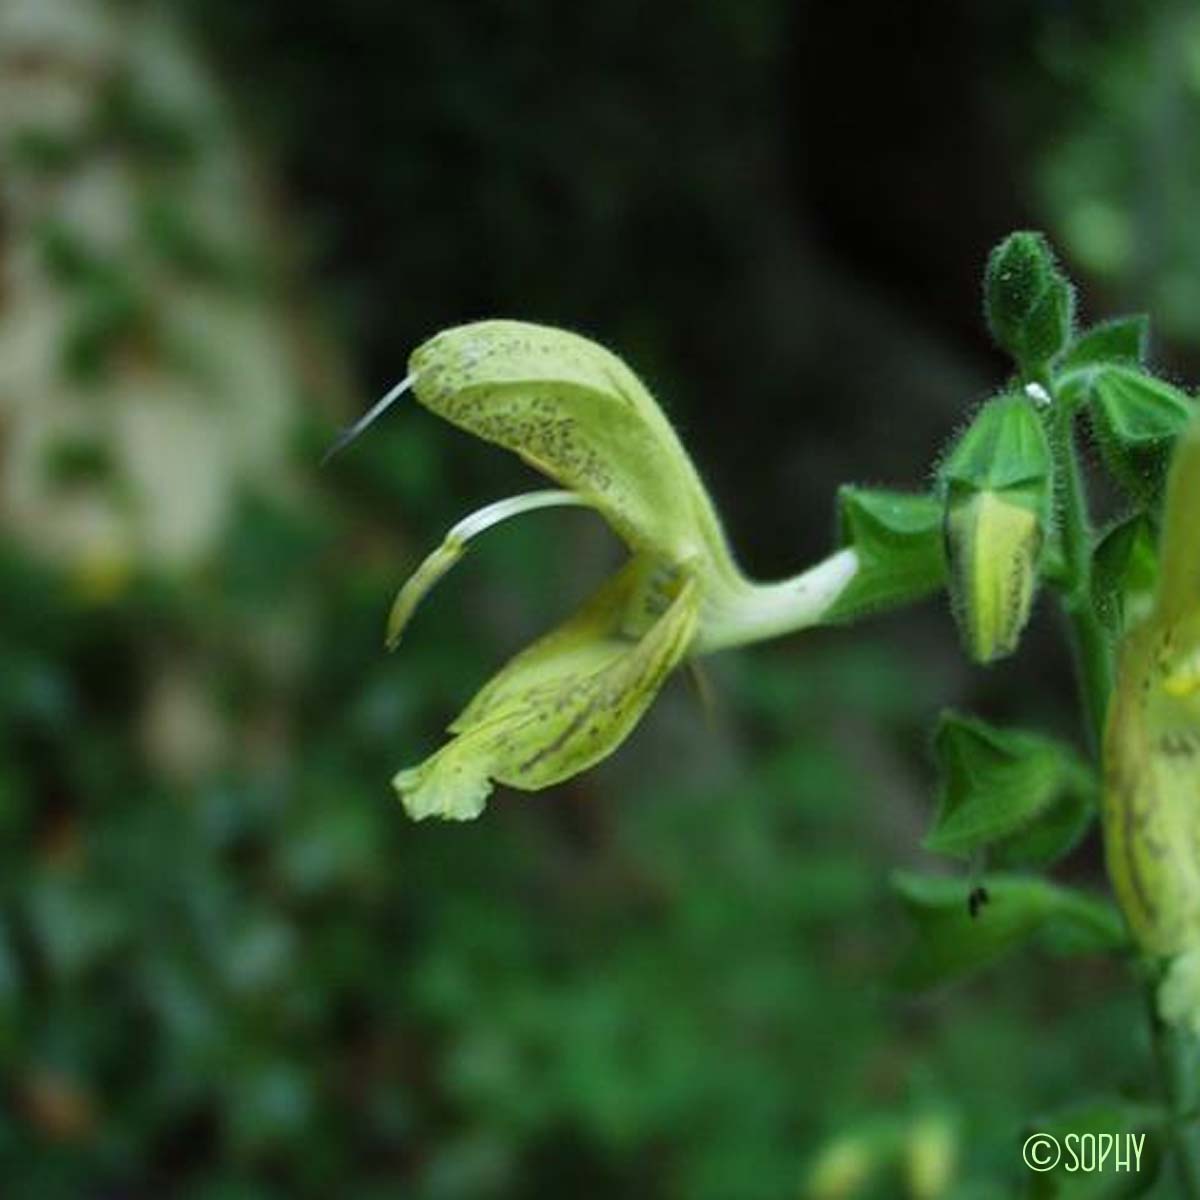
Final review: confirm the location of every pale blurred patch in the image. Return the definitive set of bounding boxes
[0,0,303,583]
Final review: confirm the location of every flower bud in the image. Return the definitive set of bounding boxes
[940,394,1054,663]
[984,231,1074,372]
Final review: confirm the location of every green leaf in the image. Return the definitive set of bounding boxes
[1023,1099,1163,1199]
[891,872,1126,990]
[1059,315,1149,372]
[925,712,1096,866]
[824,487,946,623]
[1089,365,1194,503]
[1091,514,1159,636]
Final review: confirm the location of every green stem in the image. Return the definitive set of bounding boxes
[1042,386,1113,750]
[1147,987,1200,1199]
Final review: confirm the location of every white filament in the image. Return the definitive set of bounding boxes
[321,373,417,464]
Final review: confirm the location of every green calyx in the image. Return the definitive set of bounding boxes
[823,487,947,624]
[1088,365,1195,504]
[925,711,1095,867]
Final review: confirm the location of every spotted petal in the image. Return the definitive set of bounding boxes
[1103,414,1200,1017]
[408,321,734,576]
[1104,618,1200,958]
[394,569,699,820]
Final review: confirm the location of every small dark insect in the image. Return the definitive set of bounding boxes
[968,885,990,919]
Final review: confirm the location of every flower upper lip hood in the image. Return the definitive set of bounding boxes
[409,321,738,580]
[329,319,860,820]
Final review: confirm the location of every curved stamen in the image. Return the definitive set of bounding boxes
[387,489,593,649]
[322,373,417,465]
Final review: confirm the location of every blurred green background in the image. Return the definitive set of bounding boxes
[2,1,1198,1196]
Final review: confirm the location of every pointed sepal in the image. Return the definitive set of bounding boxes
[925,711,1096,867]
[823,487,946,623]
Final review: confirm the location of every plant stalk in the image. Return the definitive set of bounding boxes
[1147,987,1200,1199]
[1041,386,1112,751]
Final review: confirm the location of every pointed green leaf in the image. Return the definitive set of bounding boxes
[823,487,946,623]
[926,712,1097,866]
[892,872,1126,989]
[1059,315,1149,372]
[1091,514,1159,636]
[1089,365,1194,503]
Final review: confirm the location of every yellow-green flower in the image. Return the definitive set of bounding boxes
[332,321,863,820]
[1103,409,1200,1029]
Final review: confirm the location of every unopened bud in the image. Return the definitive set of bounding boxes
[984,231,1074,372]
[940,394,1053,664]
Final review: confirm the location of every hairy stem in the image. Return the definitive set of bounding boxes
[1147,988,1200,1199]
[1043,388,1112,750]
